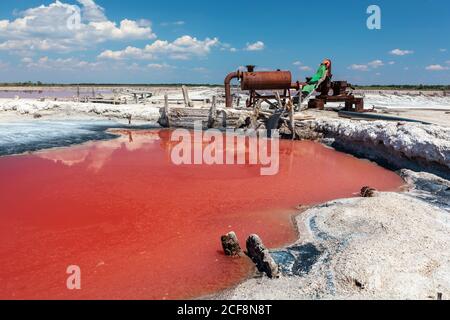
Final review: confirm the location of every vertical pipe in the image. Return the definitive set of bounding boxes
[182,85,192,108]
[224,72,239,108]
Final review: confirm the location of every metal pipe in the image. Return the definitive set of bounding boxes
[224,71,240,108]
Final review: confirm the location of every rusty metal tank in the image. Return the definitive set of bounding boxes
[240,71,292,91]
[224,66,297,108]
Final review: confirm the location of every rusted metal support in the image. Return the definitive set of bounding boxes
[224,71,240,108]
[224,60,365,112]
[224,66,301,109]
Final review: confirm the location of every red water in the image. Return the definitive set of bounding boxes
[0,130,404,300]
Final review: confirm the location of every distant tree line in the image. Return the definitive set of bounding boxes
[0,82,449,91]
[0,82,221,88]
[354,84,450,91]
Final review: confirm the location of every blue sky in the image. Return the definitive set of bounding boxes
[0,0,449,84]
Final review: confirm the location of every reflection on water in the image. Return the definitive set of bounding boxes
[0,130,404,299]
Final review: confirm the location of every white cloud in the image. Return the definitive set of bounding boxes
[439,48,447,52]
[161,21,185,27]
[389,49,414,56]
[220,43,237,52]
[0,0,155,53]
[348,59,385,72]
[293,61,312,71]
[98,46,154,60]
[23,56,103,71]
[147,63,174,69]
[367,60,384,68]
[388,61,395,65]
[245,41,265,51]
[21,57,33,64]
[99,35,220,61]
[78,0,106,22]
[0,39,71,52]
[425,64,449,71]
[348,64,369,71]
[192,67,208,73]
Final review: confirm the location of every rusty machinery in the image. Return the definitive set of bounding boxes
[308,80,364,112]
[224,62,364,112]
[224,65,300,109]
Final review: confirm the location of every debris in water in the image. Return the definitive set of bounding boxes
[221,232,242,257]
[361,186,377,197]
[246,234,279,279]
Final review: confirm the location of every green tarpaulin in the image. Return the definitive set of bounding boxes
[302,64,327,95]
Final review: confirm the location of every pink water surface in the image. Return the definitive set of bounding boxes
[0,130,404,299]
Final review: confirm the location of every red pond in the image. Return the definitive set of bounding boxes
[0,130,404,299]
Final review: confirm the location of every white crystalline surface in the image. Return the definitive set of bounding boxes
[0,120,127,156]
[0,99,161,121]
[313,118,450,169]
[364,94,450,110]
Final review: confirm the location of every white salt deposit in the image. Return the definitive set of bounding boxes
[364,93,450,110]
[309,118,450,170]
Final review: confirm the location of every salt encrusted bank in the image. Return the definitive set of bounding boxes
[214,171,450,300]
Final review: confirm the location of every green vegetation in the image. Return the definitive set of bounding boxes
[354,84,450,91]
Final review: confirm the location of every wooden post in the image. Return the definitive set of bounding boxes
[182,85,193,108]
[251,100,262,129]
[208,97,217,129]
[288,100,295,140]
[298,86,302,109]
[246,234,279,278]
[164,94,170,127]
[275,91,283,109]
[221,232,242,256]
